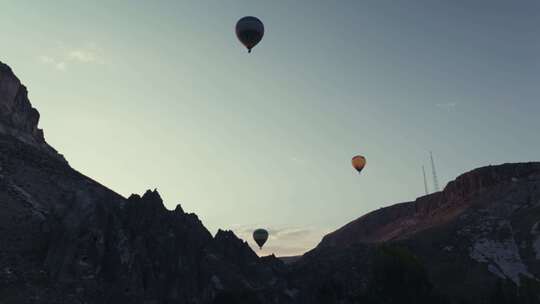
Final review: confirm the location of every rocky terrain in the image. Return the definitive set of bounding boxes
[0,62,293,304]
[304,162,540,303]
[0,61,539,303]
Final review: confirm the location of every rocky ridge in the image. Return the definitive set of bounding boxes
[0,60,539,303]
[0,63,63,160]
[0,61,290,304]
[312,162,540,302]
[320,163,540,247]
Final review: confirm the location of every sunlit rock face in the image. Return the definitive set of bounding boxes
[309,162,540,302]
[319,163,540,248]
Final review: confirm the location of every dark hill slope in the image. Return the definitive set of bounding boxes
[0,61,291,304]
[299,162,540,303]
[1,61,539,304]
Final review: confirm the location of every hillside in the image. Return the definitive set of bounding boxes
[0,61,539,303]
[301,162,540,303]
[0,61,292,303]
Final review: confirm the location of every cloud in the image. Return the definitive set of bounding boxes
[68,47,104,64]
[38,56,54,64]
[55,62,67,71]
[234,226,315,241]
[231,225,323,257]
[270,227,312,240]
[435,102,457,109]
[290,156,308,165]
[37,42,105,71]
[37,55,67,71]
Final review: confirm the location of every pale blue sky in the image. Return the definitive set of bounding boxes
[1,1,539,255]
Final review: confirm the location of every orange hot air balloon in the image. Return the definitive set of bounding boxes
[352,155,366,174]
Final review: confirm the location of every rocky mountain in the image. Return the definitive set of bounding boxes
[0,63,61,160]
[302,162,540,303]
[319,163,540,248]
[0,61,292,304]
[0,61,539,304]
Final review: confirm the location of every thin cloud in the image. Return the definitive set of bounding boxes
[37,42,105,71]
[55,62,67,71]
[37,55,67,71]
[231,225,322,257]
[290,156,308,165]
[68,47,104,64]
[38,56,54,64]
[234,226,311,238]
[270,227,312,240]
[435,102,457,109]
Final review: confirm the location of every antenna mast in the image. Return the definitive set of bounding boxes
[422,165,429,195]
[430,151,440,192]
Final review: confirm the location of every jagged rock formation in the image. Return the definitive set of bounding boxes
[0,63,63,160]
[0,60,539,304]
[0,61,291,304]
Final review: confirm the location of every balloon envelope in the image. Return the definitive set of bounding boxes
[252,228,269,249]
[236,16,264,53]
[352,155,366,173]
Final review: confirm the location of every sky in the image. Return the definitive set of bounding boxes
[1,1,539,256]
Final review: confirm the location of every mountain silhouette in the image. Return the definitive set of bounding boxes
[0,61,539,303]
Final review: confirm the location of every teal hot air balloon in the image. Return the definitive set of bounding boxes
[253,228,269,249]
[236,16,264,53]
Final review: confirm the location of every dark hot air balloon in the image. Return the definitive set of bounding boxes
[352,155,366,174]
[252,228,269,249]
[236,16,264,53]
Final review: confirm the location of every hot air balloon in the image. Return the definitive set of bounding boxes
[352,155,366,174]
[236,16,264,53]
[253,228,269,249]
